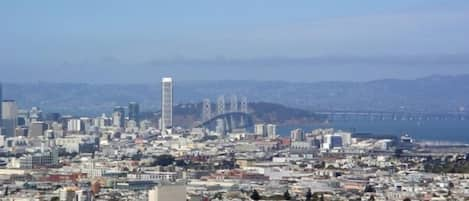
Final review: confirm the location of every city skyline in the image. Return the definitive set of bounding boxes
[2,1,469,201]
[161,77,173,133]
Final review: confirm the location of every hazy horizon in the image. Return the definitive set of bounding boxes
[1,0,469,82]
[1,73,469,85]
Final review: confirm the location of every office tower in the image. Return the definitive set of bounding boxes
[266,124,277,139]
[67,119,82,133]
[290,128,305,142]
[335,131,352,147]
[230,95,238,112]
[16,127,28,137]
[255,124,267,137]
[95,113,112,128]
[217,95,225,115]
[17,109,29,126]
[323,134,343,150]
[161,77,173,132]
[128,102,140,124]
[28,121,47,138]
[202,98,211,122]
[29,107,43,122]
[240,96,248,113]
[2,100,18,137]
[112,106,125,128]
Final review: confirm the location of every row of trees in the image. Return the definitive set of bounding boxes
[424,159,469,173]
[249,190,412,201]
[250,189,324,201]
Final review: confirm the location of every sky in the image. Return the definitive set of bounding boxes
[1,0,469,83]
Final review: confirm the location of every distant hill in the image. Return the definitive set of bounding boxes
[248,102,325,125]
[2,74,469,115]
[168,102,325,128]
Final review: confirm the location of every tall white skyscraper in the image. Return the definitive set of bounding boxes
[2,100,18,137]
[266,124,277,139]
[67,119,82,133]
[161,77,173,133]
[255,124,267,137]
[112,106,125,128]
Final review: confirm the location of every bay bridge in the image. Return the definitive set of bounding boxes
[315,111,469,121]
[196,95,254,133]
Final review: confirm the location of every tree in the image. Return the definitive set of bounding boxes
[250,189,261,201]
[283,190,291,200]
[131,150,143,161]
[395,149,403,158]
[153,154,175,166]
[448,181,455,189]
[305,188,313,201]
[364,184,375,193]
[213,192,223,200]
[50,197,59,201]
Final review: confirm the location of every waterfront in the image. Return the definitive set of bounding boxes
[279,119,469,143]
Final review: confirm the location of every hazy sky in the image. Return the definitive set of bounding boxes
[1,0,469,83]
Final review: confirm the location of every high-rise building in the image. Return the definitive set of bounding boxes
[17,109,29,127]
[112,106,125,128]
[290,128,305,142]
[2,100,18,137]
[202,98,211,122]
[128,102,140,124]
[217,95,225,115]
[323,134,343,150]
[255,124,267,137]
[29,107,43,122]
[161,77,173,133]
[94,113,111,128]
[335,131,352,147]
[67,118,82,133]
[266,124,277,139]
[28,121,47,138]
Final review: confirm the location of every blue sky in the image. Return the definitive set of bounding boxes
[1,0,469,82]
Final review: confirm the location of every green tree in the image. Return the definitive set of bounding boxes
[212,192,223,200]
[364,184,375,193]
[250,189,261,201]
[305,188,313,201]
[283,190,291,200]
[153,154,175,166]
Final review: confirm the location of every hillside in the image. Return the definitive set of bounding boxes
[169,102,325,128]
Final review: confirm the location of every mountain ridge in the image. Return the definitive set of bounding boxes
[1,74,468,115]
